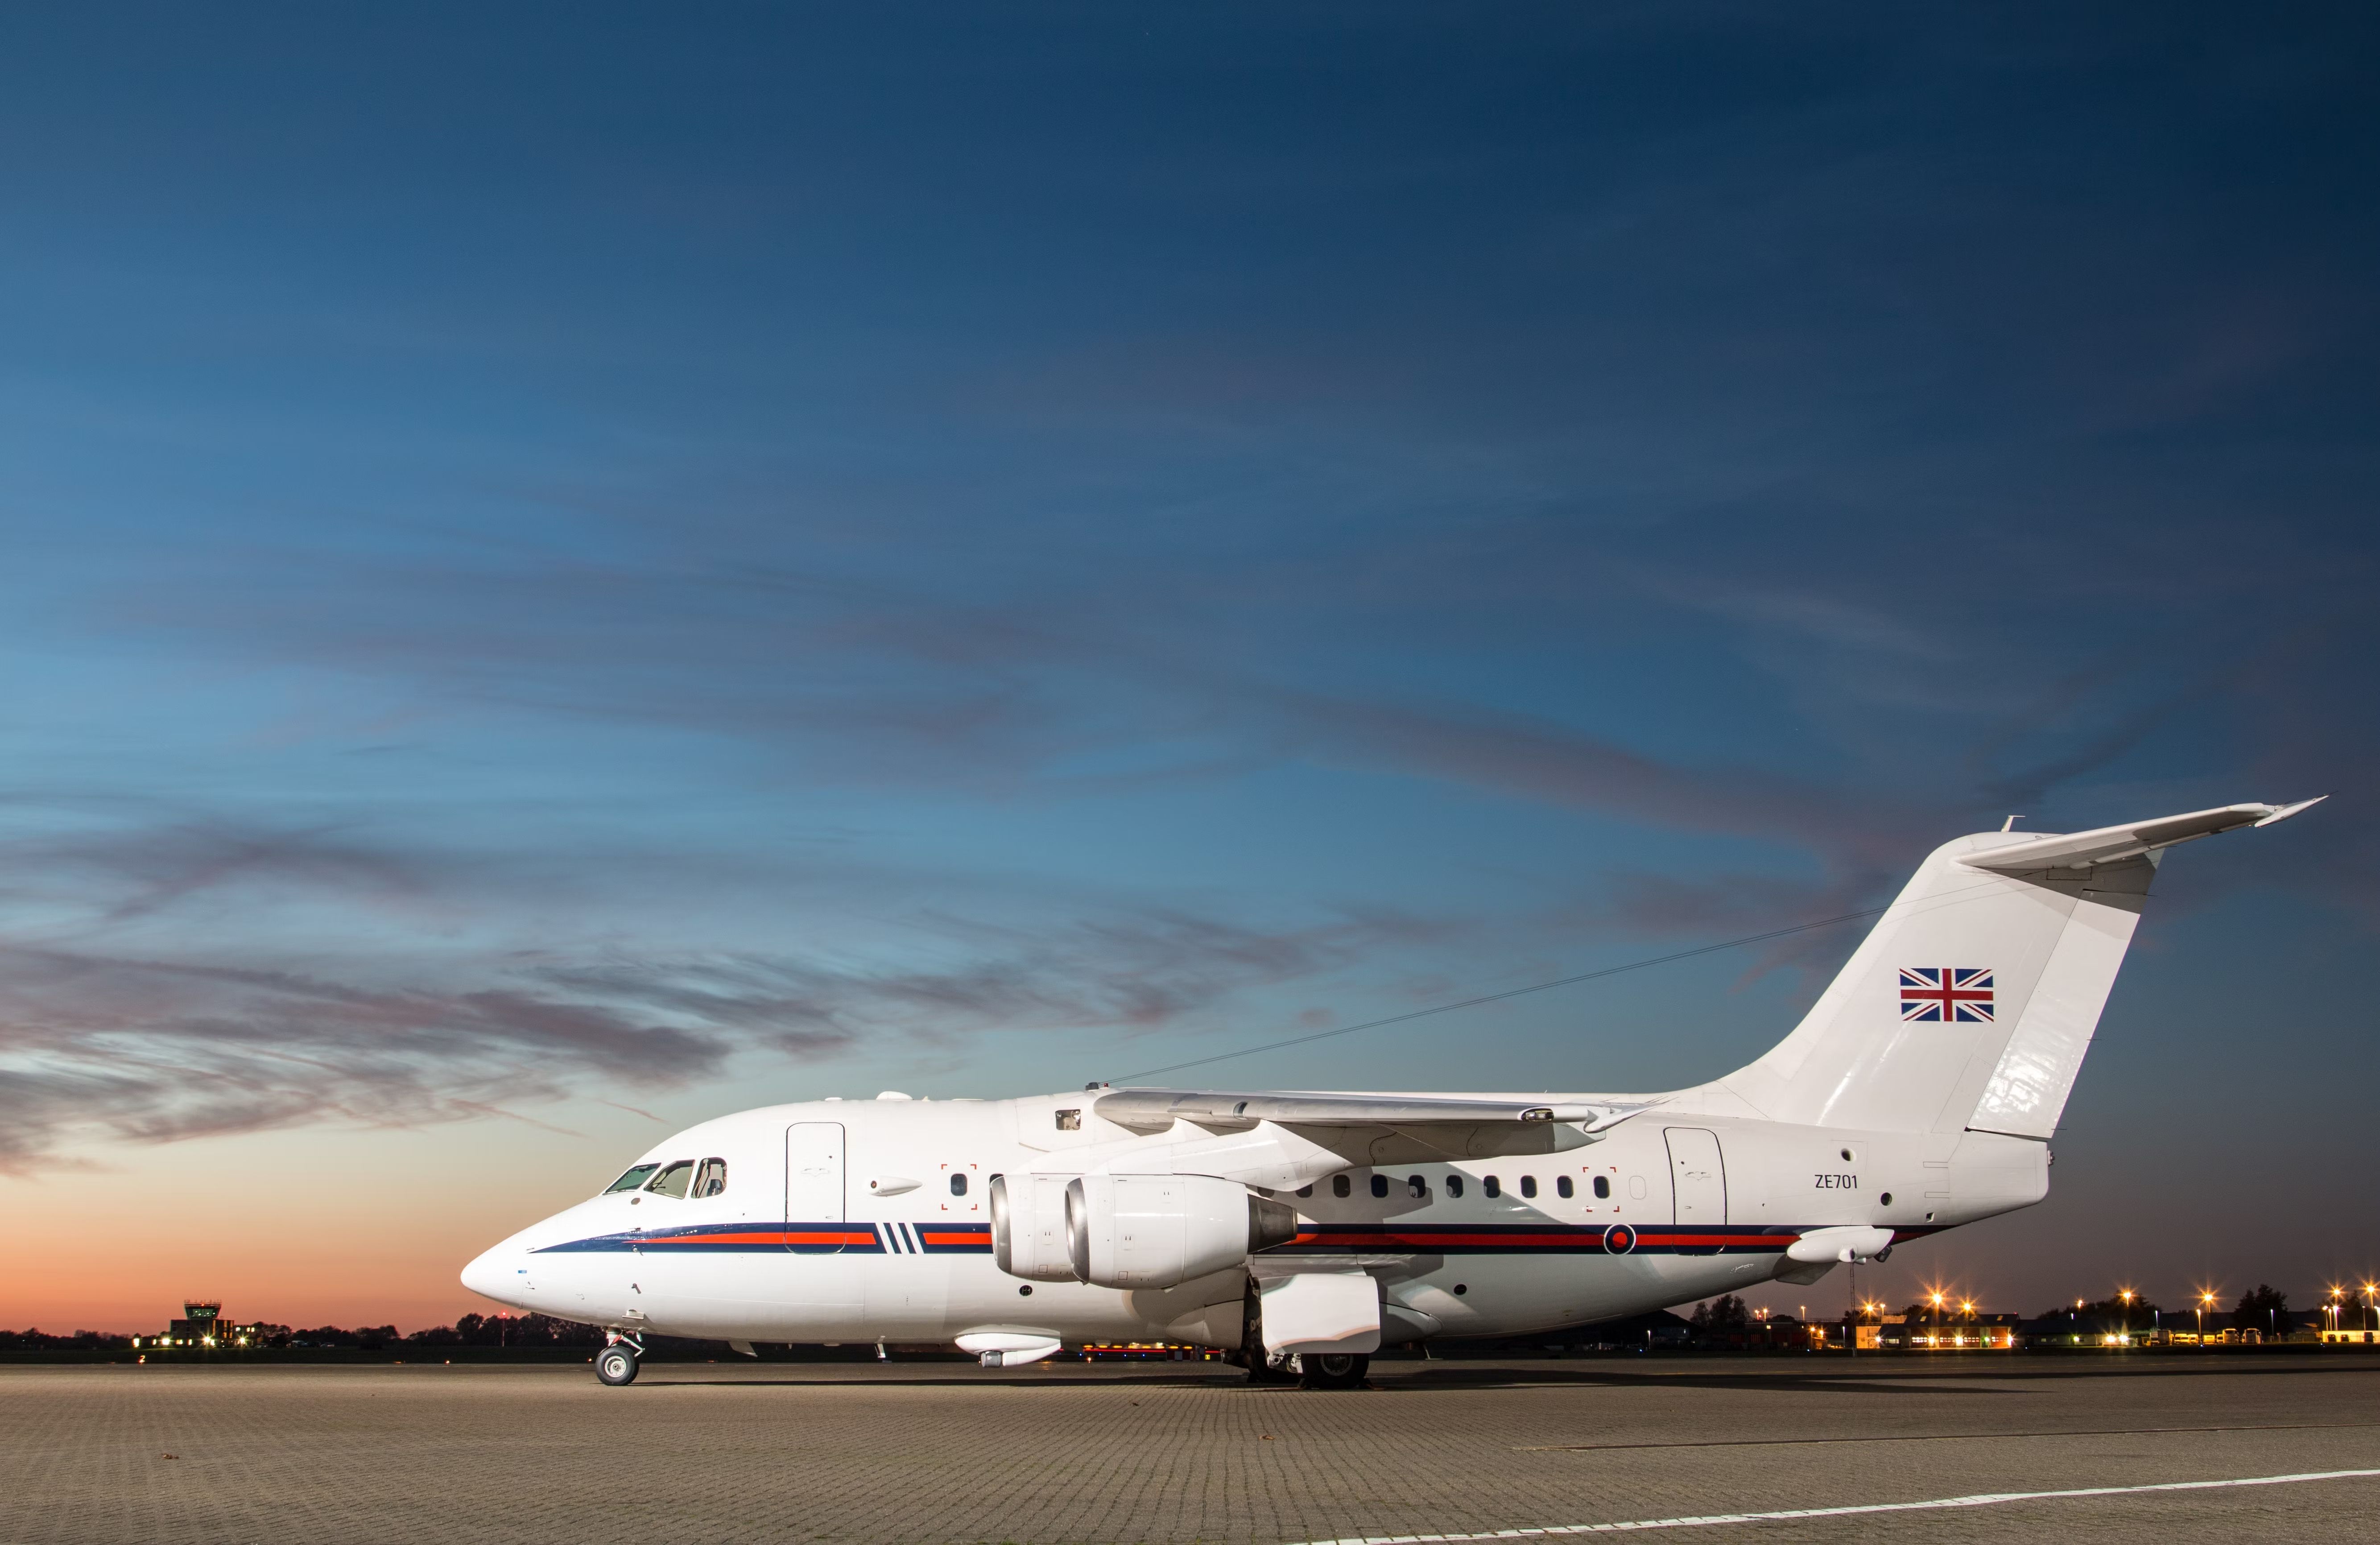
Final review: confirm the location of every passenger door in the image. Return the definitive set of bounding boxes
[785,1122,847,1253]
[1664,1127,1727,1227]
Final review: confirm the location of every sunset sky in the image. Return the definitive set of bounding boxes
[4,6,2376,1333]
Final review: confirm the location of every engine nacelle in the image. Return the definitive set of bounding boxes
[988,1173,1080,1282]
[1063,1173,1298,1289]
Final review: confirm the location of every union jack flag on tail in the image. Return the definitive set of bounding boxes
[1900,967,1993,1023]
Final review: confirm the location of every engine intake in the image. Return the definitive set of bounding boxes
[988,1173,1079,1282]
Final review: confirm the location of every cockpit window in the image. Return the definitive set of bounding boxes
[693,1158,728,1198]
[644,1160,696,1199]
[605,1164,660,1194]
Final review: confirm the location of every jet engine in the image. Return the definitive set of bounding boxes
[988,1173,1079,1282]
[1065,1173,1298,1289]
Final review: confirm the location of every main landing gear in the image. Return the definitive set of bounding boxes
[1245,1349,1370,1388]
[1237,1276,1370,1390]
[596,1333,643,1386]
[1296,1352,1370,1391]
[1237,1274,1369,1389]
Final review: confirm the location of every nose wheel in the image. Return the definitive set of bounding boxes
[596,1337,642,1386]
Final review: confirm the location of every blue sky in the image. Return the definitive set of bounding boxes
[2,5,2375,1326]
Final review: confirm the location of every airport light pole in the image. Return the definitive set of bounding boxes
[2198,1291,2215,1349]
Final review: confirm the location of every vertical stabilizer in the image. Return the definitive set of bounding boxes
[1718,800,2318,1136]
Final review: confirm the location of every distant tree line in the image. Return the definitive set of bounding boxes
[5,1284,2346,1354]
[2023,1285,2300,1335]
[0,1313,607,1352]
[396,1313,607,1349]
[1688,1295,1753,1332]
[0,1329,137,1351]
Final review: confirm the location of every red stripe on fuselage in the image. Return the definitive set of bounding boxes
[1287,1227,1788,1250]
[642,1229,877,1247]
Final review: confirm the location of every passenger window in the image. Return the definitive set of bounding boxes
[1297,1185,1314,1198]
[1593,1175,1611,1199]
[1370,1175,1388,1198]
[645,1161,695,1199]
[1406,1174,1426,1200]
[1333,1175,1351,1198]
[949,1173,968,1197]
[1483,1176,1501,1198]
[605,1164,660,1194]
[1557,1176,1574,1199]
[1446,1175,1464,1198]
[1520,1175,1537,1199]
[693,1158,728,1198]
[1055,1109,1082,1131]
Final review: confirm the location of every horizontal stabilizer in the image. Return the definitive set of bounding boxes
[1961,797,2326,872]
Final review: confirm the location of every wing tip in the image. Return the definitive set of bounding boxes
[2254,793,2330,827]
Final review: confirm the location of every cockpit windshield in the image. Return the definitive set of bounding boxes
[604,1164,660,1194]
[644,1160,696,1199]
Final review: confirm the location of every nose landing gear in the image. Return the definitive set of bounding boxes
[596,1333,644,1386]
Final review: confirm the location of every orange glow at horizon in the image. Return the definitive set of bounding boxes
[7,1107,663,1333]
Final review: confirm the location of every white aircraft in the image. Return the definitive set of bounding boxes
[463,798,2321,1388]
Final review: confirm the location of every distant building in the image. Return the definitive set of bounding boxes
[134,1302,287,1350]
[1877,1314,2018,1350]
[1849,1314,1903,1350]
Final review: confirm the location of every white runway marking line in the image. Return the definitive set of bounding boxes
[1296,1467,2380,1542]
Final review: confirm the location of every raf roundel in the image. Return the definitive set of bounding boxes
[1602,1223,1636,1255]
[1899,967,1993,1023]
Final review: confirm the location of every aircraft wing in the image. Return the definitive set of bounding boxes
[1093,1087,1645,1134]
[1959,797,2325,873]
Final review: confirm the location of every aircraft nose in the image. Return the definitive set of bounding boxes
[460,1243,521,1304]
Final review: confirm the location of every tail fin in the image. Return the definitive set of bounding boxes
[1719,798,2323,1136]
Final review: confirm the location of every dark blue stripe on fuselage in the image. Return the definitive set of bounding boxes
[533,1218,1917,1258]
[1269,1223,1935,1256]
[533,1221,996,1255]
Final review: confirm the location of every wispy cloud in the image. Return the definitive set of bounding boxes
[0,804,1467,1168]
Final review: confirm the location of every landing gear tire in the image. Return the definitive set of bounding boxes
[595,1344,640,1386]
[1297,1352,1369,1390]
